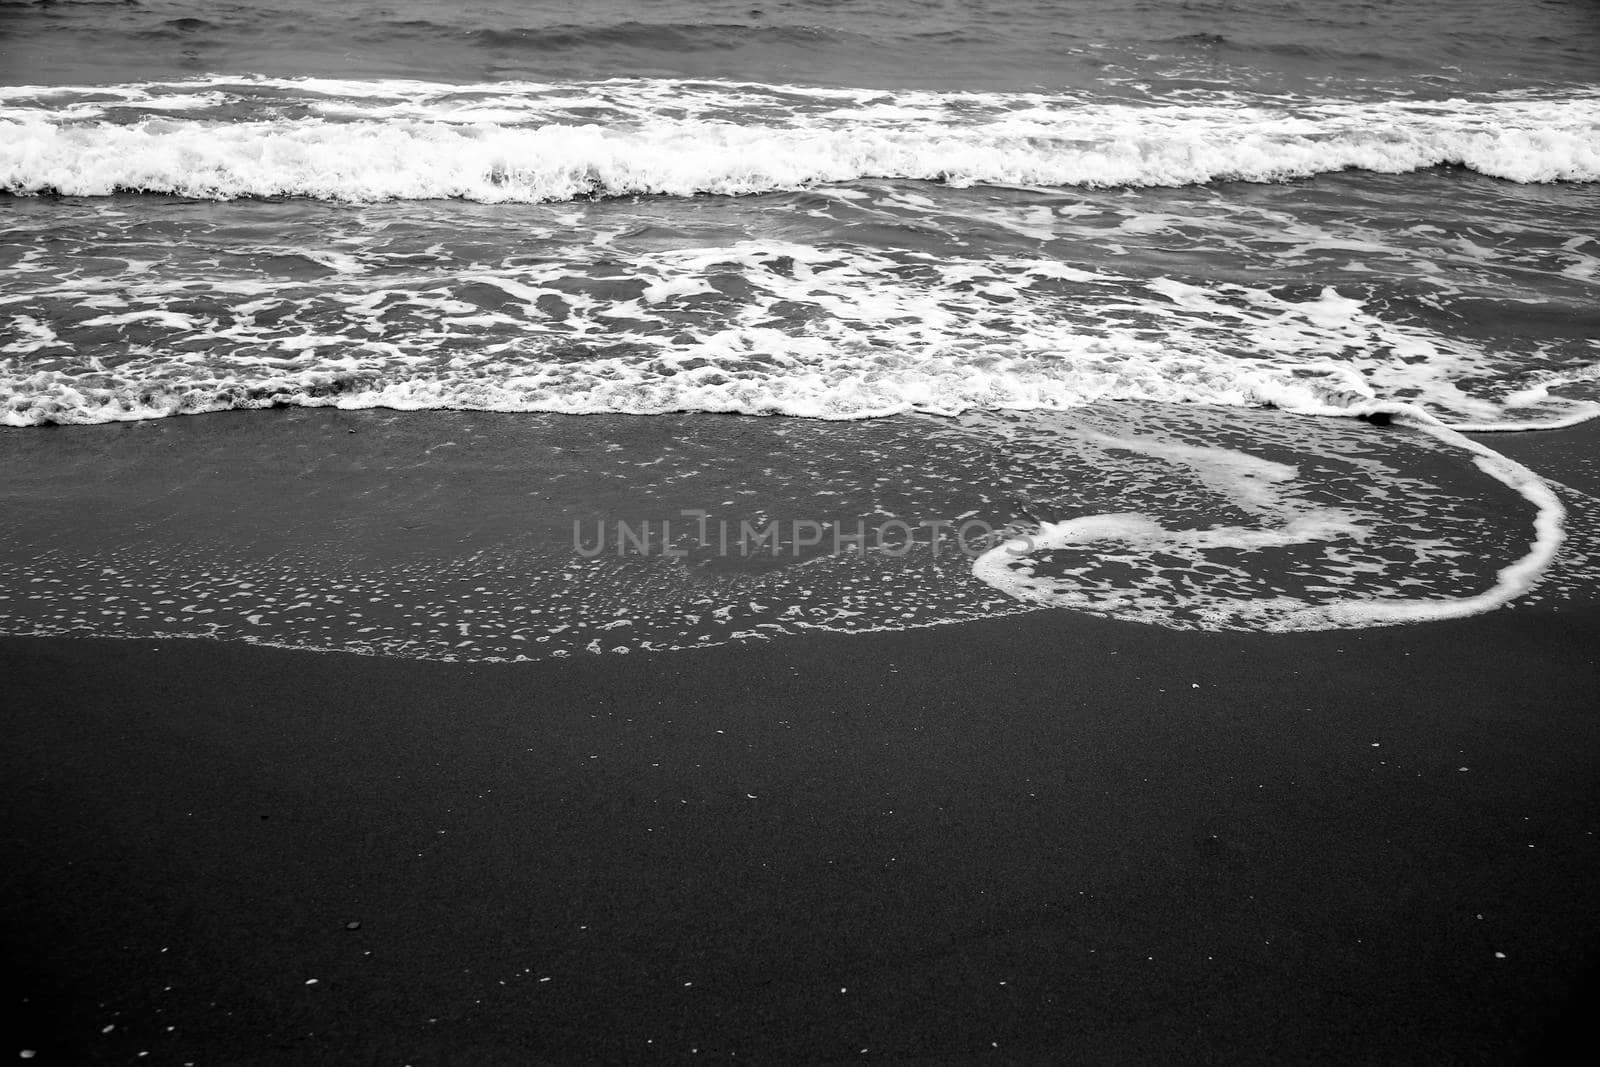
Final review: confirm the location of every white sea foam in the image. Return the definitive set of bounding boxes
[5,403,1587,658]
[5,237,1594,429]
[971,407,1572,632]
[9,396,1594,658]
[2,79,1597,200]
[2,78,1594,642]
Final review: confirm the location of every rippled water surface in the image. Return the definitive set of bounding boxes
[3,0,1597,656]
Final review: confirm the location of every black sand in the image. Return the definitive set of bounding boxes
[4,602,1598,1064]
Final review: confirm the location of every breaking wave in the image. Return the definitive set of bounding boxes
[2,79,1597,201]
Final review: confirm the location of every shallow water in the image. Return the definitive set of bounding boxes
[3,404,1597,660]
[2,0,1597,654]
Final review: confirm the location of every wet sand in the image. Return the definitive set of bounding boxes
[4,601,1598,1063]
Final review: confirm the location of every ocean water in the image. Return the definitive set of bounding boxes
[2,0,1598,659]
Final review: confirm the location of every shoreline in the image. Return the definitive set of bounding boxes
[5,601,1598,1063]
[4,396,1598,1062]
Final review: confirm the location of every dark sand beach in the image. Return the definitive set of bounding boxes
[5,597,1598,1063]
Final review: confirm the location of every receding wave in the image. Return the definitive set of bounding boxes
[2,79,1596,201]
[4,403,1595,656]
[5,237,1596,429]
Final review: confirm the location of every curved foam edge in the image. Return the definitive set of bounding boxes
[1443,366,1600,432]
[1275,409,1567,628]
[971,402,1585,631]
